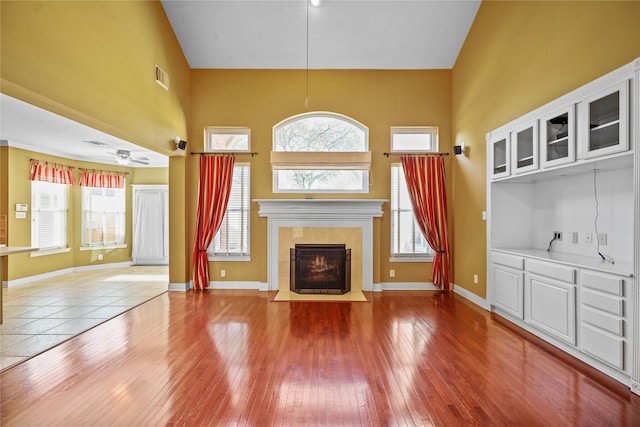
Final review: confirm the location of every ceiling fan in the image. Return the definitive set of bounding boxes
[111,149,150,165]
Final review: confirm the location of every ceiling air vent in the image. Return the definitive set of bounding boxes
[155,65,169,90]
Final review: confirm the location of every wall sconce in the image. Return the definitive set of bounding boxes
[175,136,188,151]
[453,143,466,156]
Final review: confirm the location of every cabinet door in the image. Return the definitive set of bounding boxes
[490,132,510,179]
[511,121,538,174]
[581,80,629,159]
[492,264,524,319]
[525,273,576,345]
[540,105,576,168]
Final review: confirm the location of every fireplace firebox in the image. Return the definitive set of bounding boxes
[290,244,351,294]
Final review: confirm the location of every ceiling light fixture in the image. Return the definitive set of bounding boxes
[310,0,321,7]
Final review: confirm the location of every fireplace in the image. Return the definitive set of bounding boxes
[290,244,351,294]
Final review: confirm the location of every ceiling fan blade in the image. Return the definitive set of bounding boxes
[130,159,150,165]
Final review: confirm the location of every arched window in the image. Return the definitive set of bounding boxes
[271,112,371,193]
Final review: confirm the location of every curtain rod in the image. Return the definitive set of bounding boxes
[383,152,449,157]
[191,152,259,157]
[31,159,130,175]
[79,167,129,175]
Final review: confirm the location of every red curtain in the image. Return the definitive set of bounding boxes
[30,159,75,185]
[78,169,125,188]
[192,155,235,290]
[401,155,451,291]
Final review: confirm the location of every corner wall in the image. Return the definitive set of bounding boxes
[451,0,640,297]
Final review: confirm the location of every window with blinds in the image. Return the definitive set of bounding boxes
[31,181,68,250]
[390,164,434,261]
[81,186,126,246]
[209,163,251,260]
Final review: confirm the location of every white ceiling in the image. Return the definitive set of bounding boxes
[161,0,481,69]
[2,0,480,167]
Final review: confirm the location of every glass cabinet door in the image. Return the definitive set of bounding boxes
[541,105,575,169]
[511,121,538,174]
[490,133,510,179]
[582,80,629,159]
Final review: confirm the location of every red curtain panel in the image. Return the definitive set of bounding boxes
[192,155,235,290]
[401,155,451,291]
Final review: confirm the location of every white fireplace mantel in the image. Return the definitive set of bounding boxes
[255,199,387,291]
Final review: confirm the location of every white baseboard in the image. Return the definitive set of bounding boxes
[453,283,490,310]
[4,261,133,287]
[169,280,191,291]
[207,280,263,290]
[381,282,439,291]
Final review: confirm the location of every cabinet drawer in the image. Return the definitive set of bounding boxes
[582,288,624,316]
[581,324,625,370]
[581,270,623,296]
[581,306,623,336]
[492,252,524,270]
[526,259,576,284]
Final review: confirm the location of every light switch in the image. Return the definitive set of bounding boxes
[16,212,27,219]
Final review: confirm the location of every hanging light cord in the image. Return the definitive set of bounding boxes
[305,0,310,108]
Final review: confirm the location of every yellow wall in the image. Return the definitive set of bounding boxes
[1,0,190,283]
[3,147,167,281]
[190,69,452,285]
[451,1,640,297]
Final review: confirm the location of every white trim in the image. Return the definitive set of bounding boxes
[453,284,491,310]
[169,281,191,292]
[208,255,251,262]
[389,255,434,263]
[381,282,439,291]
[29,247,72,257]
[3,261,133,287]
[79,244,127,251]
[207,280,263,290]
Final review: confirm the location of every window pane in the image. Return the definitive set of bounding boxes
[275,114,367,152]
[205,128,250,152]
[211,164,250,256]
[81,186,125,246]
[31,181,67,250]
[390,164,433,257]
[391,127,438,152]
[275,170,367,192]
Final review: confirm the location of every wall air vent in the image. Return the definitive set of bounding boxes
[155,65,169,91]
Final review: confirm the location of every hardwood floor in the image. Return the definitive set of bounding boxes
[1,290,639,426]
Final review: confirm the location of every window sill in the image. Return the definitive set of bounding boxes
[30,247,72,257]
[390,255,434,263]
[79,244,128,251]
[208,255,251,262]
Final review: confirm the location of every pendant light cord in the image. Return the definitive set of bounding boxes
[305,0,310,108]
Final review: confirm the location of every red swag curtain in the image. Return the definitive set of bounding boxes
[192,155,235,290]
[78,169,126,189]
[30,159,75,185]
[400,155,451,291]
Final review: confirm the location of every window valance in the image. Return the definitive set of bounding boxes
[79,169,126,189]
[30,159,75,185]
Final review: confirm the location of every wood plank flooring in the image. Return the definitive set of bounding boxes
[2,290,639,426]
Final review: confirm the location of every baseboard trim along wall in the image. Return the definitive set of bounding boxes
[453,283,490,310]
[207,281,265,291]
[380,282,439,291]
[3,261,133,288]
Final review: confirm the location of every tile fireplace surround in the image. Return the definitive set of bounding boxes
[255,199,387,292]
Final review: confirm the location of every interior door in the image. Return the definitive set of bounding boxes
[132,185,168,265]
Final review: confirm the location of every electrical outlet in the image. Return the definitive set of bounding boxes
[473,274,478,284]
[221,270,226,278]
[98,254,103,261]
[598,233,608,246]
[586,233,593,244]
[571,232,578,244]
[482,211,487,221]
[389,269,395,278]
[554,231,562,241]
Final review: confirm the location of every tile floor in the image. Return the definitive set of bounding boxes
[1,265,168,371]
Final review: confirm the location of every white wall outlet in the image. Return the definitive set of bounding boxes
[221,270,226,278]
[585,233,593,244]
[598,233,608,246]
[473,274,478,284]
[482,211,487,221]
[15,212,26,219]
[389,269,395,278]
[98,254,103,261]
[570,232,578,244]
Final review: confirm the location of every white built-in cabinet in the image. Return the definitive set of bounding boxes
[486,58,640,393]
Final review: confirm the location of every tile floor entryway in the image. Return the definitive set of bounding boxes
[1,265,168,371]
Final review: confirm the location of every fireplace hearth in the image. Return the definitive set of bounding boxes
[290,244,351,294]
